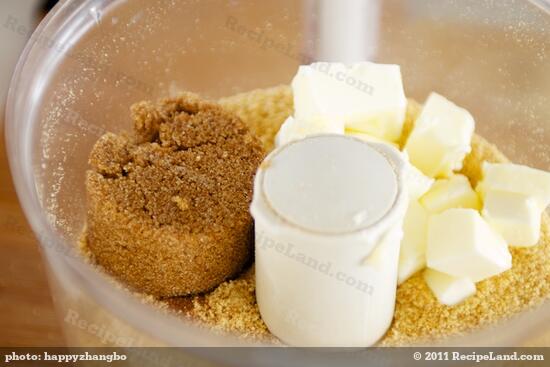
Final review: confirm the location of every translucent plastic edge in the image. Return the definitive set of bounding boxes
[4,0,550,348]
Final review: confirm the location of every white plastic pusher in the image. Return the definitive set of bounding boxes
[251,135,409,346]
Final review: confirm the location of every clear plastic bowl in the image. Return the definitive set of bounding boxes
[5,0,550,356]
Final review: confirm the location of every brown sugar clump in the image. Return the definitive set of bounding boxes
[86,93,265,297]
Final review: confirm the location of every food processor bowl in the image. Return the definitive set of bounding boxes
[5,0,550,362]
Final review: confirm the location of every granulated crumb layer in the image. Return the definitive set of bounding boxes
[85,93,264,297]
[190,267,278,343]
[162,85,550,345]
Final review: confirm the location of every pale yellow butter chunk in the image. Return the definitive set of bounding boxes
[404,161,434,200]
[275,115,344,147]
[292,62,407,142]
[398,201,429,285]
[404,93,475,178]
[426,208,511,282]
[420,174,480,214]
[482,191,542,247]
[477,162,550,209]
[423,269,476,306]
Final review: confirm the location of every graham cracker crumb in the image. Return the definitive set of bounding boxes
[171,196,190,211]
[219,85,293,152]
[191,267,277,343]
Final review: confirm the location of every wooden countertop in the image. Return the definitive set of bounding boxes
[0,122,65,346]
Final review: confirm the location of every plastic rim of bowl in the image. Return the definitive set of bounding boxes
[4,0,550,351]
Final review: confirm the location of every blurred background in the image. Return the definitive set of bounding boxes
[1,0,65,346]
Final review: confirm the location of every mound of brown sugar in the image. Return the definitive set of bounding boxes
[86,93,264,297]
[161,85,550,345]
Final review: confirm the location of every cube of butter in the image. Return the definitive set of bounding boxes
[420,174,480,214]
[424,268,476,306]
[398,201,429,285]
[275,115,344,147]
[404,93,475,178]
[292,62,407,142]
[405,162,434,200]
[427,208,511,282]
[477,162,550,209]
[482,190,542,247]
